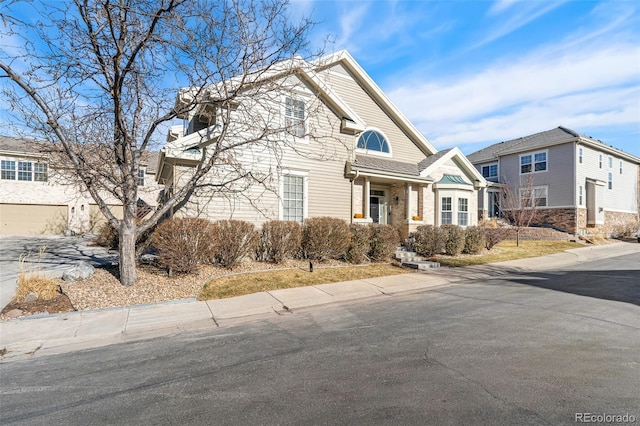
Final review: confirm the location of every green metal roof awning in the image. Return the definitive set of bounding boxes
[436,174,471,185]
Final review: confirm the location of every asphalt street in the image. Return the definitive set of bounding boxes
[1,250,638,425]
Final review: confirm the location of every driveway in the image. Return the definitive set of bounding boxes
[0,235,116,309]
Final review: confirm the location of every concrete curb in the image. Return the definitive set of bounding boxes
[1,241,638,362]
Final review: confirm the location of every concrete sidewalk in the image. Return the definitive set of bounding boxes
[1,241,638,362]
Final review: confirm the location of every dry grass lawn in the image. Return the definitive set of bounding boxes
[199,263,411,300]
[434,240,584,267]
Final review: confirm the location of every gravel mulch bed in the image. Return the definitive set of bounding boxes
[60,259,343,312]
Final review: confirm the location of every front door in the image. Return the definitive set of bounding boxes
[370,189,388,224]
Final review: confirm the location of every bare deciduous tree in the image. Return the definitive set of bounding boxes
[0,0,318,285]
[499,175,541,246]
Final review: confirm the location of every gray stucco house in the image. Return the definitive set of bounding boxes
[467,127,640,235]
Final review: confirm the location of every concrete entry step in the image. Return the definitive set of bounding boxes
[402,261,441,270]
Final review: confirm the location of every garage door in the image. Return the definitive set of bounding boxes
[0,204,68,235]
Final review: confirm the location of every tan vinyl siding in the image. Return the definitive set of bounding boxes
[318,64,427,163]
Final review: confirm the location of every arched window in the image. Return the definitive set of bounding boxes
[356,130,390,154]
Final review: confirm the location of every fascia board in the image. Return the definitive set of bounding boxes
[420,147,487,187]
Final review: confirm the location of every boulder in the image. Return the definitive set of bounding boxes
[24,292,38,303]
[62,262,95,281]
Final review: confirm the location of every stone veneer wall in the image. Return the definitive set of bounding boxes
[531,208,578,234]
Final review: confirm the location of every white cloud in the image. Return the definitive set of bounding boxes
[387,13,640,153]
[470,1,566,50]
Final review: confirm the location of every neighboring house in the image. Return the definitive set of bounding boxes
[467,126,640,235]
[157,50,487,238]
[0,136,162,235]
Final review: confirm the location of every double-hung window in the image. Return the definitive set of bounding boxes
[578,147,583,164]
[520,186,547,208]
[285,97,305,138]
[1,159,48,182]
[520,151,547,174]
[458,198,469,226]
[283,174,305,222]
[441,197,452,224]
[1,160,16,180]
[481,164,498,179]
[608,172,613,190]
[137,169,145,186]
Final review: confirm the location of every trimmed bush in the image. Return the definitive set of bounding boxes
[345,224,371,264]
[152,218,218,274]
[412,225,444,257]
[463,226,485,255]
[212,220,259,269]
[368,224,400,262]
[257,220,303,263]
[441,224,465,256]
[95,222,118,249]
[302,217,351,261]
[484,227,511,250]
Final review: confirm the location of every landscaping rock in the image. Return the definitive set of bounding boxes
[4,308,24,319]
[62,262,95,281]
[24,293,38,303]
[140,254,158,264]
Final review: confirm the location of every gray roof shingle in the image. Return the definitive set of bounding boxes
[466,126,638,164]
[352,154,420,176]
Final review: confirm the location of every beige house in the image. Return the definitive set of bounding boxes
[157,51,487,238]
[0,136,162,235]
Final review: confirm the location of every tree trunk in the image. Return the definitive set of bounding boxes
[119,222,138,286]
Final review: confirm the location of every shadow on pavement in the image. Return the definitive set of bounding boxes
[508,269,640,306]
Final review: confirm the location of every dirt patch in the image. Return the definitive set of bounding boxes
[1,293,76,319]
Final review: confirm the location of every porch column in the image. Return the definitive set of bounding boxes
[482,186,488,220]
[364,177,371,219]
[406,182,412,221]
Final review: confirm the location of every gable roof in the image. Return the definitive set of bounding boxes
[314,51,437,156]
[467,126,640,164]
[169,50,437,157]
[0,135,160,173]
[419,147,486,188]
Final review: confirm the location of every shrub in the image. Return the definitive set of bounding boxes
[368,224,400,262]
[345,224,371,264]
[302,217,351,261]
[412,225,444,257]
[151,217,218,274]
[95,222,118,249]
[484,227,511,250]
[212,220,259,269]
[441,224,465,256]
[463,226,486,255]
[257,220,303,263]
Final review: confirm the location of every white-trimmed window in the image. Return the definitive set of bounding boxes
[608,156,613,169]
[137,169,145,186]
[282,172,307,222]
[285,97,305,138]
[619,160,623,174]
[578,185,583,205]
[608,172,613,190]
[520,186,547,208]
[1,159,48,182]
[458,198,469,226]
[520,151,546,174]
[441,197,452,224]
[578,147,583,164]
[481,164,498,179]
[599,154,603,169]
[356,129,391,155]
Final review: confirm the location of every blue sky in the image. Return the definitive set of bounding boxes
[291,0,640,157]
